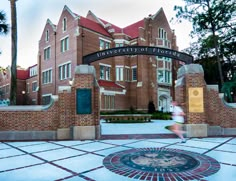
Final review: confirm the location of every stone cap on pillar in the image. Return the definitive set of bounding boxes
[75,65,96,76]
[177,64,204,79]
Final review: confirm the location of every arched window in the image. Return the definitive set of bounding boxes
[45,29,49,42]
[62,17,67,32]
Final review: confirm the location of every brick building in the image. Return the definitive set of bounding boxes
[0,65,37,105]
[1,5,182,111]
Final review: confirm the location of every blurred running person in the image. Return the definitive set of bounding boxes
[171,101,186,143]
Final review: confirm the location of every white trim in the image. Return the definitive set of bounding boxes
[42,93,52,97]
[63,5,77,19]
[115,65,124,68]
[60,35,69,41]
[99,37,111,43]
[114,39,130,44]
[42,67,52,73]
[99,63,111,67]
[100,87,126,95]
[43,45,51,50]
[46,19,56,32]
[58,60,71,67]
[131,65,137,68]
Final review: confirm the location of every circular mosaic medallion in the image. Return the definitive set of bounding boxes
[103,147,220,181]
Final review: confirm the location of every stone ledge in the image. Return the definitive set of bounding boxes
[0,131,56,141]
[186,124,208,137]
[72,125,98,140]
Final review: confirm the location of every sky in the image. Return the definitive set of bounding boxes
[0,0,192,68]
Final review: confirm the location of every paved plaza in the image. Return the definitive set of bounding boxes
[0,120,236,181]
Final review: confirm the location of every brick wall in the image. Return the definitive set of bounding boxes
[0,65,100,140]
[176,64,236,128]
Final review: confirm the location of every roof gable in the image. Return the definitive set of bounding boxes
[150,8,171,30]
[79,16,111,37]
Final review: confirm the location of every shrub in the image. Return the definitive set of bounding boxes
[148,101,156,114]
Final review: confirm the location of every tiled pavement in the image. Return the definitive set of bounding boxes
[0,121,236,181]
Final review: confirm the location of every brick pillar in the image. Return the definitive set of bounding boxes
[71,65,100,140]
[175,64,208,137]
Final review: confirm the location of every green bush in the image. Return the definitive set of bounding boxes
[151,111,171,120]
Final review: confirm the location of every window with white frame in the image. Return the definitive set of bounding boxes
[132,66,137,81]
[62,17,67,32]
[61,36,69,52]
[44,47,51,60]
[157,56,172,84]
[42,69,52,84]
[158,28,167,39]
[100,64,111,80]
[99,38,111,50]
[45,29,49,42]
[116,66,124,81]
[59,62,71,80]
[29,66,37,77]
[32,81,37,92]
[104,95,115,109]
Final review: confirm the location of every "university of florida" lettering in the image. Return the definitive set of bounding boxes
[83,46,193,64]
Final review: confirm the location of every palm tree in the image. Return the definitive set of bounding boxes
[9,0,18,105]
[0,10,8,34]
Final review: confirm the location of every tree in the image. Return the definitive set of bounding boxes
[9,0,18,105]
[0,10,9,54]
[173,0,236,86]
[0,10,8,35]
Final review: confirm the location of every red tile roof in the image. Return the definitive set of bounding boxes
[123,20,144,39]
[17,69,29,80]
[98,80,124,89]
[79,16,111,37]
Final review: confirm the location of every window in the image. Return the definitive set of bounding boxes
[42,69,52,84]
[125,67,130,81]
[44,47,51,60]
[158,28,167,39]
[59,62,71,80]
[100,65,111,80]
[132,67,137,81]
[26,83,29,93]
[45,29,49,42]
[157,70,171,84]
[116,66,123,81]
[62,17,67,32]
[104,95,115,109]
[157,57,172,84]
[32,82,37,92]
[42,95,51,105]
[61,37,69,52]
[158,70,164,83]
[99,39,110,50]
[30,66,37,77]
[115,43,123,47]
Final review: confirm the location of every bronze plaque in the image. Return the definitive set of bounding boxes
[76,89,92,114]
[188,87,204,112]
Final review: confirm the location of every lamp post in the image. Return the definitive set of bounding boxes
[22,90,26,105]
